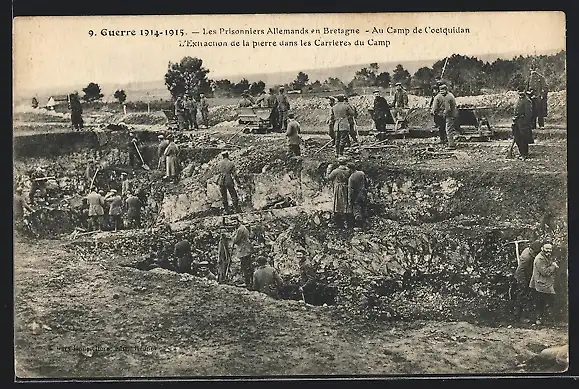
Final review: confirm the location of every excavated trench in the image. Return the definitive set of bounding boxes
[14,128,568,324]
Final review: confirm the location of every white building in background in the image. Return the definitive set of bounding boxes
[46,95,69,110]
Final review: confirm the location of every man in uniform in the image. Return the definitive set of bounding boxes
[344,96,359,148]
[163,135,180,182]
[347,161,368,229]
[371,90,392,132]
[231,217,254,289]
[217,151,241,214]
[104,189,123,231]
[327,156,352,228]
[125,191,143,229]
[157,134,169,171]
[513,240,542,323]
[276,87,291,132]
[429,84,447,144]
[529,243,559,325]
[28,167,49,204]
[174,238,194,274]
[393,82,409,109]
[184,95,199,130]
[85,159,97,187]
[252,256,283,299]
[69,93,84,131]
[174,95,188,130]
[285,112,302,157]
[527,67,548,130]
[120,172,131,198]
[85,188,105,231]
[128,132,141,168]
[199,93,210,128]
[331,95,355,157]
[512,85,534,160]
[430,83,458,150]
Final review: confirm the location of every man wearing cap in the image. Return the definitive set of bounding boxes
[327,157,352,228]
[331,95,355,157]
[285,112,302,157]
[217,151,241,214]
[429,85,447,144]
[527,68,548,130]
[529,243,559,325]
[276,87,291,132]
[104,189,123,231]
[371,90,392,132]
[231,217,254,288]
[128,133,141,168]
[393,82,409,109]
[174,95,188,130]
[125,191,143,229]
[192,261,217,281]
[163,136,180,182]
[430,83,458,150]
[27,167,49,204]
[252,256,283,299]
[157,135,169,171]
[184,95,199,130]
[199,93,210,128]
[347,161,368,229]
[85,188,105,231]
[264,88,279,130]
[513,240,543,322]
[512,85,533,160]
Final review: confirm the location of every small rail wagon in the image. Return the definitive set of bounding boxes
[455,105,494,141]
[236,107,274,134]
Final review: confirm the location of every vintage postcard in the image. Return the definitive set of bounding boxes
[13,12,568,378]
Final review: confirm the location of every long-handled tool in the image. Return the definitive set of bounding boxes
[133,141,151,170]
[89,168,99,191]
[227,127,247,144]
[504,239,530,262]
[314,139,334,155]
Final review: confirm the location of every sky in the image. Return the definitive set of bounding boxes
[13,12,566,94]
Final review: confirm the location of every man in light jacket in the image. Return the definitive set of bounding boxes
[285,112,301,157]
[430,83,458,150]
[231,217,254,289]
[529,243,559,325]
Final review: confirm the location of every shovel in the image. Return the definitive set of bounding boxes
[89,168,99,191]
[133,141,151,171]
[314,139,334,155]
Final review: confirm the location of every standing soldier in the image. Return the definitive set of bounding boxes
[163,135,180,182]
[184,95,199,130]
[125,191,143,229]
[231,216,254,289]
[69,93,84,131]
[370,90,392,132]
[528,243,559,325]
[85,188,105,231]
[331,95,355,157]
[429,84,447,144]
[263,88,279,130]
[326,156,352,229]
[344,96,359,147]
[120,172,131,198]
[217,151,241,214]
[276,87,291,132]
[199,93,210,128]
[512,85,534,160]
[513,240,543,323]
[393,82,409,109]
[326,97,336,146]
[157,134,169,171]
[285,112,302,158]
[527,67,548,130]
[104,189,123,232]
[174,95,188,130]
[430,83,458,150]
[347,161,368,229]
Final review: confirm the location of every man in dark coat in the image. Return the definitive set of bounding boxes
[513,85,534,160]
[347,161,368,229]
[513,240,542,322]
[157,134,169,171]
[199,93,210,128]
[370,90,393,132]
[174,238,193,273]
[184,95,199,130]
[429,84,447,144]
[326,97,336,146]
[174,96,188,130]
[69,94,84,131]
[265,88,279,130]
[285,112,302,157]
[125,192,143,229]
[327,156,352,229]
[128,132,141,168]
[217,151,241,214]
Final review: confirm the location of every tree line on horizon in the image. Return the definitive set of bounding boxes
[34,50,565,108]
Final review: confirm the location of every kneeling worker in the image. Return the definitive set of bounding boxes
[252,256,284,299]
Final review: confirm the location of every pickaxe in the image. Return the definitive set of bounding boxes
[504,239,530,261]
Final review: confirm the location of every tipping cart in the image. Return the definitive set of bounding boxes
[369,107,411,141]
[455,105,494,141]
[162,109,179,130]
[236,107,274,134]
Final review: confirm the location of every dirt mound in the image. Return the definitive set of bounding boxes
[13,106,71,123]
[117,112,167,126]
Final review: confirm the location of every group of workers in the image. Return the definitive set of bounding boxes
[238,87,291,132]
[174,93,210,131]
[512,241,562,324]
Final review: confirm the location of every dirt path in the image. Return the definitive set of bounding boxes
[14,237,567,378]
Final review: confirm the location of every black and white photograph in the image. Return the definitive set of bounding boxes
[13,12,568,378]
